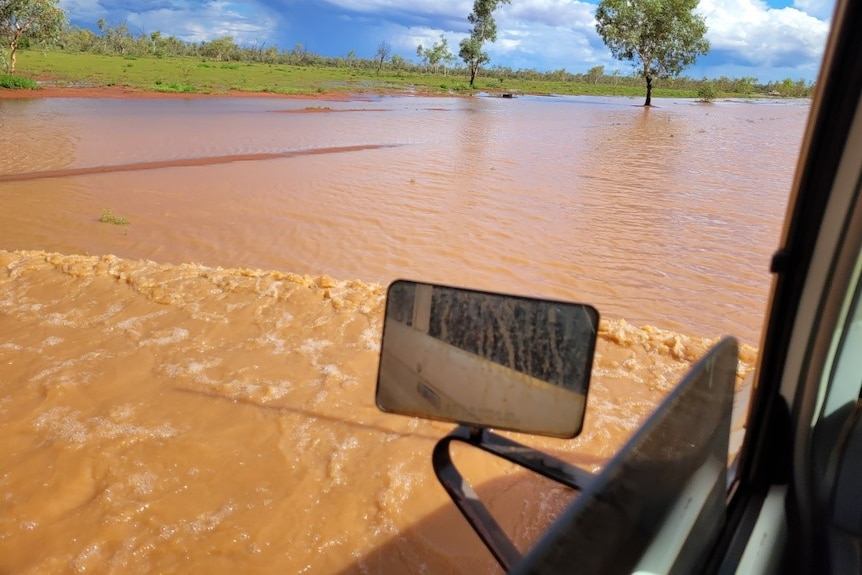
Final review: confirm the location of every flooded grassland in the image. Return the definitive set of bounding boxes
[0,95,808,572]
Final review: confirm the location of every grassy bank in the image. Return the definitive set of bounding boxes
[11,50,705,98]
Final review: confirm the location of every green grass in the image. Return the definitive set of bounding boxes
[99,209,130,226]
[12,50,715,99]
[0,74,38,89]
[152,81,196,93]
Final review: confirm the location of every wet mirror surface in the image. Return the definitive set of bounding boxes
[377,281,598,437]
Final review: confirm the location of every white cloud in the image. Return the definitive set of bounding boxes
[322,0,470,16]
[698,0,829,70]
[126,1,276,45]
[59,0,109,22]
[792,0,835,20]
[390,26,465,59]
[60,0,277,45]
[503,0,595,31]
[488,0,608,71]
[383,0,601,69]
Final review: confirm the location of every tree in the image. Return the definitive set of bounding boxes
[458,0,510,87]
[586,65,605,84]
[0,0,66,74]
[375,40,391,75]
[291,42,308,65]
[200,35,238,61]
[102,20,132,55]
[417,34,454,75]
[390,53,407,75]
[595,0,709,106]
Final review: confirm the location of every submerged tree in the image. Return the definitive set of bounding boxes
[0,0,66,73]
[595,0,709,106]
[459,0,510,87]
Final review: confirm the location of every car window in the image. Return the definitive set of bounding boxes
[818,243,862,420]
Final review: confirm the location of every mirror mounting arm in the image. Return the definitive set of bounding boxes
[467,425,484,442]
[433,425,595,571]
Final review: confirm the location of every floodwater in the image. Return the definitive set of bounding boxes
[0,95,808,573]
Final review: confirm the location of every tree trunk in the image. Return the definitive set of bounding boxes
[9,39,18,74]
[469,62,478,87]
[644,75,653,106]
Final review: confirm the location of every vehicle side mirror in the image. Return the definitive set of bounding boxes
[375,280,599,438]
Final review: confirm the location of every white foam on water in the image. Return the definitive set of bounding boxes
[306,389,327,408]
[359,327,381,352]
[84,303,125,327]
[140,327,190,347]
[72,543,105,574]
[31,405,179,446]
[32,360,77,383]
[32,350,109,385]
[128,472,159,496]
[260,380,292,402]
[111,310,170,338]
[162,358,222,387]
[258,278,284,298]
[257,332,286,354]
[186,501,235,535]
[187,362,207,375]
[33,407,89,444]
[91,417,179,441]
[44,313,75,327]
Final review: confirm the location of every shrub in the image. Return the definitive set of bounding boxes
[697,82,717,102]
[153,82,195,93]
[0,74,38,89]
[99,209,130,225]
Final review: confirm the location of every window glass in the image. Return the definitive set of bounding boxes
[820,244,862,419]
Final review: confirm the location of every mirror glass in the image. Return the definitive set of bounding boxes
[376,280,599,438]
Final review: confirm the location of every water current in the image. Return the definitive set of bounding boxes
[0,94,809,573]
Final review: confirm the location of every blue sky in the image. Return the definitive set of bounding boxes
[58,0,834,82]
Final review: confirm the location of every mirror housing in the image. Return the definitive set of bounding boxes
[376,280,599,438]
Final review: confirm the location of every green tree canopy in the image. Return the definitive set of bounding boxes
[200,35,238,61]
[459,0,510,87]
[587,65,605,84]
[595,0,709,105]
[1,0,66,74]
[417,34,455,75]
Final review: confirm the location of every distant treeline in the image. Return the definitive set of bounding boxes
[48,21,814,98]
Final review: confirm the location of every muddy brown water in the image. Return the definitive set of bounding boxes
[0,95,808,573]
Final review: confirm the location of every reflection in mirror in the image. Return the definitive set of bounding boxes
[376,280,599,438]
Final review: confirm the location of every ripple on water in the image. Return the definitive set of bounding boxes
[0,249,757,573]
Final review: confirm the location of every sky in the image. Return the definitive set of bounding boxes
[57,0,835,83]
